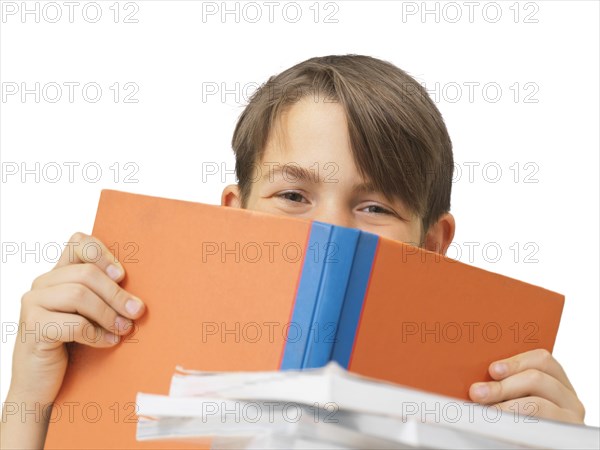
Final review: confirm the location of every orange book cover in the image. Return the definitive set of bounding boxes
[44,190,312,449]
[333,233,565,399]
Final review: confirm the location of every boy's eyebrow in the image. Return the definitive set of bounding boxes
[353,182,410,211]
[262,164,319,183]
[264,165,383,195]
[352,181,379,194]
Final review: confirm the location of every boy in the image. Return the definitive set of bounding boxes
[1,54,585,448]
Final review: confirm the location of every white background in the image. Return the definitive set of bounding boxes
[1,0,599,427]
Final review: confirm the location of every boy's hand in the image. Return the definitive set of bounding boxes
[469,349,585,424]
[0,233,144,449]
[2,232,146,448]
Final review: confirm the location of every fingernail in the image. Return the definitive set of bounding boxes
[125,298,144,316]
[104,332,120,344]
[106,264,122,281]
[114,316,131,333]
[493,363,508,376]
[473,384,489,399]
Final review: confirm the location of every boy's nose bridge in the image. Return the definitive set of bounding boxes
[312,205,354,229]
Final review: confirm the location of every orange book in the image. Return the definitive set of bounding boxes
[44,190,564,448]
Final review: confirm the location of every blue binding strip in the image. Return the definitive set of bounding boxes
[280,222,332,370]
[331,231,379,368]
[302,224,360,369]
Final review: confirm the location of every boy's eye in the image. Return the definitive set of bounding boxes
[277,191,308,203]
[362,204,393,215]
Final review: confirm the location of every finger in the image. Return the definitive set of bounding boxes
[488,348,574,392]
[54,232,124,282]
[495,396,583,424]
[31,263,145,320]
[27,310,121,348]
[470,369,583,413]
[22,286,134,336]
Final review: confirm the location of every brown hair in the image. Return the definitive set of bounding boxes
[231,54,453,235]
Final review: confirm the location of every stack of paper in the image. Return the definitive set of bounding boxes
[135,362,599,449]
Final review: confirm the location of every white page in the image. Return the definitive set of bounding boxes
[137,363,600,449]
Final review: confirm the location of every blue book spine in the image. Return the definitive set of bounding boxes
[280,222,332,370]
[331,231,379,368]
[302,224,360,368]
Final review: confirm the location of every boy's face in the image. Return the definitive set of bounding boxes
[222,96,454,251]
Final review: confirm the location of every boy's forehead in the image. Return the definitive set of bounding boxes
[259,97,356,176]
